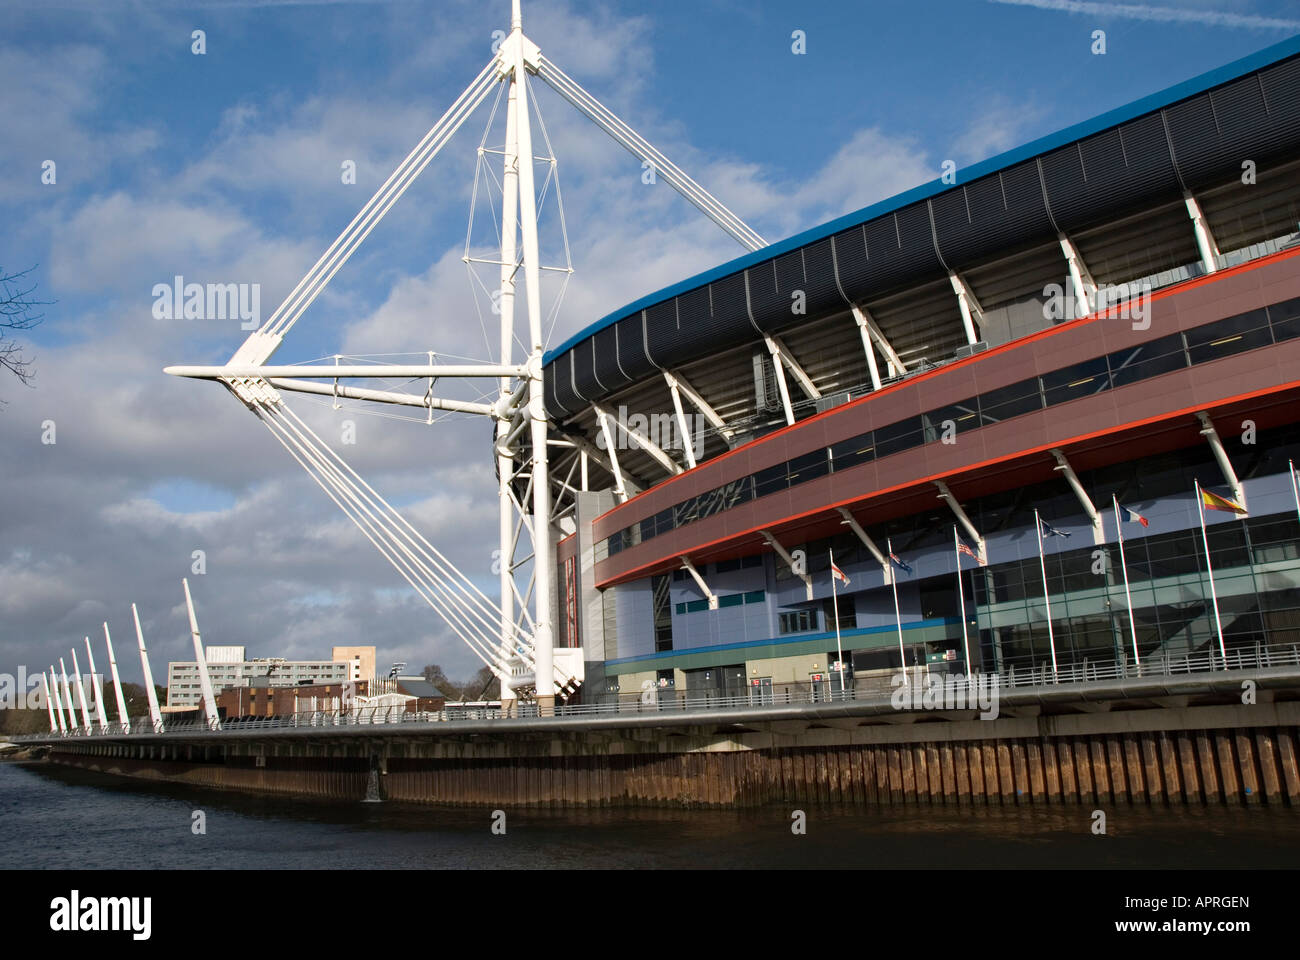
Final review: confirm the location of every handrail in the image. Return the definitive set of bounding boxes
[14,643,1299,741]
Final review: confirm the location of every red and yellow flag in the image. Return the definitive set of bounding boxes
[1201,488,1247,515]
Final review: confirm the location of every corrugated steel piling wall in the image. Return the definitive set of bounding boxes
[42,703,1300,808]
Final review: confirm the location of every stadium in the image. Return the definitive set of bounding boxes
[539,34,1300,708]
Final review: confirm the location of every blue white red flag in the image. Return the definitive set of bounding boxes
[1118,504,1149,527]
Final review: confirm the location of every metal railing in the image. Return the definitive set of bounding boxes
[15,642,1299,741]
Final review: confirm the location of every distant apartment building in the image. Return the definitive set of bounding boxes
[331,646,377,686]
[166,645,376,707]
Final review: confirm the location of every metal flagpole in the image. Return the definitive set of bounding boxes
[830,547,844,698]
[954,526,972,685]
[1112,494,1141,671]
[1033,509,1060,680]
[1290,460,1300,528]
[1194,479,1229,665]
[887,537,907,686]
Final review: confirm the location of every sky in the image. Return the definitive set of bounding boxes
[1,0,1298,692]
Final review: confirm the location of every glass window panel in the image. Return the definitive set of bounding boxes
[873,416,924,458]
[924,398,980,442]
[786,449,829,486]
[830,432,875,472]
[1184,308,1272,364]
[1040,356,1110,406]
[752,463,787,499]
[1268,296,1300,342]
[978,378,1043,425]
[1107,332,1187,387]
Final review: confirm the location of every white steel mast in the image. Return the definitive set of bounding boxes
[164,0,762,708]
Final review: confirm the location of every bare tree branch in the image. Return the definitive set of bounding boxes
[0,265,52,393]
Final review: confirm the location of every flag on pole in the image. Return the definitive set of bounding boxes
[1200,487,1248,515]
[831,561,850,587]
[1039,517,1072,539]
[889,551,912,575]
[1117,503,1149,527]
[956,534,986,566]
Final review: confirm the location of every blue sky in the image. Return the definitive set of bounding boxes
[1,0,1298,686]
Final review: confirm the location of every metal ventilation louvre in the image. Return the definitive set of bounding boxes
[671,284,714,356]
[855,205,945,296]
[589,325,626,391]
[830,225,870,301]
[551,351,582,415]
[643,298,680,367]
[572,334,603,399]
[707,269,748,340]
[615,313,654,384]
[1166,92,1235,188]
[799,237,846,320]
[1040,119,1181,234]
[931,162,1054,270]
[1262,58,1300,142]
[746,259,780,333]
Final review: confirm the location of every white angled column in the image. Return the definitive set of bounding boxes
[58,659,76,732]
[70,648,92,732]
[1197,412,1246,509]
[133,604,165,732]
[84,635,110,732]
[183,578,222,730]
[1051,449,1104,544]
[1184,190,1220,274]
[104,623,130,734]
[48,668,67,734]
[43,672,57,733]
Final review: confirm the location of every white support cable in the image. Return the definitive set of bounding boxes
[535,56,765,251]
[278,402,515,625]
[266,429,522,681]
[256,404,523,675]
[259,61,502,345]
[267,409,519,669]
[255,408,503,665]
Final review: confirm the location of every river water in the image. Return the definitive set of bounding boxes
[5,760,1299,869]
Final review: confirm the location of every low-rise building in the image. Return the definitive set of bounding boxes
[168,645,376,708]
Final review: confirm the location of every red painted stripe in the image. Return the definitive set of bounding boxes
[594,376,1300,587]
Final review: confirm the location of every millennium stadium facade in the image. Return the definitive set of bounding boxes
[541,35,1300,708]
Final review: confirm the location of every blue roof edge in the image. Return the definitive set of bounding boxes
[544,32,1300,366]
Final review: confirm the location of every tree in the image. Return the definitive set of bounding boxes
[420,663,462,700]
[0,266,49,394]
